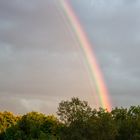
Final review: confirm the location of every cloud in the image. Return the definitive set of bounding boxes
[71,0,140,107]
[0,0,140,113]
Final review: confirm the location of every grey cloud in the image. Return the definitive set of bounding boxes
[72,0,140,107]
[0,94,62,114]
[0,0,140,114]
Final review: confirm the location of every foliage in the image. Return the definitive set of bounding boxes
[0,97,140,140]
[0,111,18,133]
[57,97,93,124]
[0,112,60,140]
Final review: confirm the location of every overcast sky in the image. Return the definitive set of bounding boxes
[0,0,140,114]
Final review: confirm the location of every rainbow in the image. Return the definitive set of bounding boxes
[59,0,111,111]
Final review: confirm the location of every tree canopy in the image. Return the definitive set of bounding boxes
[0,97,140,140]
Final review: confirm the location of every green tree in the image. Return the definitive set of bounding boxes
[112,106,140,140]
[0,111,19,139]
[1,112,60,140]
[92,108,117,140]
[1,98,140,140]
[57,97,93,125]
[57,98,117,140]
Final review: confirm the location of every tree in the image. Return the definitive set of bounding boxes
[92,108,117,140]
[0,98,140,140]
[0,111,19,139]
[57,97,93,125]
[112,106,140,140]
[57,98,117,140]
[1,112,60,140]
[57,97,94,139]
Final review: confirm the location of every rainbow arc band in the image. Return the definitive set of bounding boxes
[60,0,111,111]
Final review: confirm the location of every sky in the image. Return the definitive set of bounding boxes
[0,0,140,114]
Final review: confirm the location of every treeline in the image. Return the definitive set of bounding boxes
[0,98,140,140]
